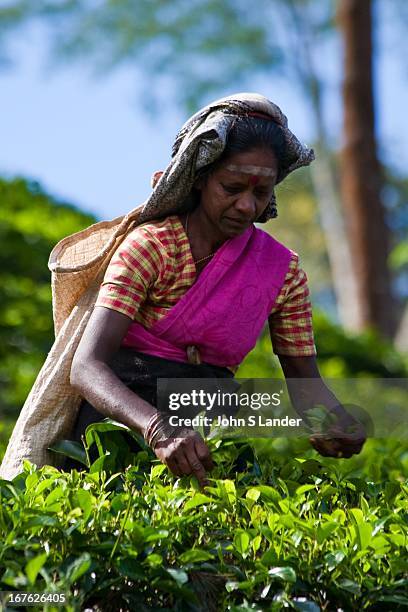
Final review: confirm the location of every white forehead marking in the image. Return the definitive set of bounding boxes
[225,164,276,177]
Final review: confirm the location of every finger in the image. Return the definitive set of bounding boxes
[156,438,188,476]
[332,434,366,452]
[330,424,366,443]
[194,437,214,471]
[313,444,337,457]
[314,437,363,459]
[311,430,365,455]
[310,437,342,457]
[310,435,342,452]
[185,447,208,488]
[331,433,366,447]
[337,442,365,457]
[175,451,192,476]
[340,439,365,452]
[339,450,354,459]
[164,455,182,477]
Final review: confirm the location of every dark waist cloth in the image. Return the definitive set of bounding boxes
[69,347,235,445]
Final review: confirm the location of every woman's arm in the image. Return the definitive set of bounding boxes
[268,256,365,458]
[70,306,213,486]
[277,354,366,458]
[70,306,156,433]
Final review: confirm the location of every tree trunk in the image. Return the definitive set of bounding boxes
[337,0,396,338]
[309,142,362,330]
[285,0,363,332]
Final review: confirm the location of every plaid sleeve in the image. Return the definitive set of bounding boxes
[269,252,317,357]
[95,226,164,319]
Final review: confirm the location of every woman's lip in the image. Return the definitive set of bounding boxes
[224,217,250,225]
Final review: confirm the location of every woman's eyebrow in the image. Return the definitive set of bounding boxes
[224,164,277,177]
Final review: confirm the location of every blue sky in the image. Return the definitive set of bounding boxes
[1,6,407,221]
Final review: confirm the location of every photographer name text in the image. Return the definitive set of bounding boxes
[168,414,303,428]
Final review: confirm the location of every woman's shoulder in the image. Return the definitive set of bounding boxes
[126,215,184,246]
[119,215,185,254]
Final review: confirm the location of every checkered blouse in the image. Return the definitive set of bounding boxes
[95,216,316,360]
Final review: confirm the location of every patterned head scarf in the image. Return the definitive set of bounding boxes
[141,92,315,223]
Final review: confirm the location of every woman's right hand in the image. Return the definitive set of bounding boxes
[153,429,214,489]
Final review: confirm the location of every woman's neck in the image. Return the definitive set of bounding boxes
[182,208,227,256]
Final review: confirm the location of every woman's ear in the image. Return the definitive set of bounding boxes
[151,170,164,189]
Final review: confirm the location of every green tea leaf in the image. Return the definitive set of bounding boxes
[25,552,47,585]
[167,568,188,586]
[25,472,40,491]
[145,553,163,567]
[251,535,262,554]
[89,454,108,474]
[44,486,65,506]
[234,531,250,555]
[256,485,281,502]
[66,553,91,583]
[246,488,261,502]
[184,494,213,511]
[317,521,338,544]
[151,464,167,479]
[377,595,408,604]
[35,477,59,495]
[349,508,364,524]
[296,484,316,496]
[22,515,59,528]
[73,489,94,522]
[179,549,214,564]
[268,566,296,583]
[337,579,361,594]
[48,440,88,466]
[324,550,345,571]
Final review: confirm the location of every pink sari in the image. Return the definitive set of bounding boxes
[122,224,292,367]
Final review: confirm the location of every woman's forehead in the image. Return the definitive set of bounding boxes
[218,147,278,179]
[224,164,276,177]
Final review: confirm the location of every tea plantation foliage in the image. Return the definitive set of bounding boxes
[0,427,407,611]
[0,177,407,610]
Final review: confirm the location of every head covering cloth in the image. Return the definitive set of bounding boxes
[0,93,314,480]
[143,92,314,222]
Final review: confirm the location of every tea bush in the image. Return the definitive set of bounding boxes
[0,421,407,611]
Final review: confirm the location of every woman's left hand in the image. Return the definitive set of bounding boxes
[277,356,367,459]
[309,408,367,458]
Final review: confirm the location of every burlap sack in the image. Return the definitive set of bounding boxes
[0,93,314,480]
[0,210,144,480]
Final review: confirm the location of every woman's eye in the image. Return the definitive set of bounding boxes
[222,184,241,194]
[222,184,270,197]
[254,189,269,198]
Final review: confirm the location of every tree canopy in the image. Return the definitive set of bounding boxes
[0,177,95,414]
[0,0,334,111]
[1,0,406,341]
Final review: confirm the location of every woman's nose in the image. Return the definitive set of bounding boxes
[234,192,257,217]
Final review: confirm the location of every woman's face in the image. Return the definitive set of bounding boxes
[196,147,278,238]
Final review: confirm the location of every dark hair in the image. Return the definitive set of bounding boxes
[198,116,292,184]
[224,116,288,174]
